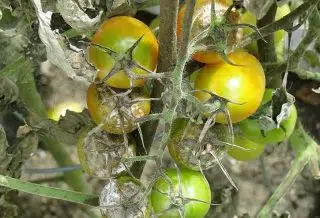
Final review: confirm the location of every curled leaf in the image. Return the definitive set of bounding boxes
[56,0,102,33]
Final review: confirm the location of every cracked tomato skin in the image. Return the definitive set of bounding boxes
[151,168,211,218]
[227,133,265,161]
[194,51,266,123]
[177,0,239,64]
[89,16,158,89]
[86,83,151,134]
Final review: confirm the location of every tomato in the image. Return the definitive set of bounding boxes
[77,128,136,178]
[47,101,84,121]
[227,132,265,161]
[100,176,151,217]
[177,0,239,64]
[151,168,211,218]
[88,16,158,89]
[86,83,151,134]
[240,4,290,59]
[168,119,228,170]
[239,104,297,144]
[194,51,266,123]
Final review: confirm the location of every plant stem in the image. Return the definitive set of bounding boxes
[232,0,320,51]
[257,3,279,88]
[257,3,277,63]
[133,0,179,178]
[258,122,318,217]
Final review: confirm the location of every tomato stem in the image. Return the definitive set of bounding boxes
[257,121,319,217]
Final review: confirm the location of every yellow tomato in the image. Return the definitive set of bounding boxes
[194,51,265,123]
[89,16,158,89]
[47,101,84,121]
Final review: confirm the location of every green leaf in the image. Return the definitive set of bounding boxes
[0,174,99,207]
[303,50,320,68]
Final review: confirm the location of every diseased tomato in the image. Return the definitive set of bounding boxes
[100,176,151,217]
[240,4,290,59]
[89,16,158,89]
[194,51,266,123]
[239,103,297,144]
[168,119,228,170]
[47,101,84,121]
[86,83,151,134]
[227,132,265,161]
[151,168,211,218]
[177,0,239,64]
[77,127,136,178]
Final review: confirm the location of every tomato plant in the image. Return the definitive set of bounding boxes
[194,51,266,123]
[77,127,135,178]
[168,119,228,170]
[47,101,84,121]
[177,0,239,64]
[88,16,158,89]
[150,168,211,218]
[86,83,151,134]
[227,132,265,161]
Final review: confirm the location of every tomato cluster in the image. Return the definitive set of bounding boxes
[71,1,297,217]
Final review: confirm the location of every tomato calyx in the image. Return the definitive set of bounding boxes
[91,35,159,89]
[87,82,151,134]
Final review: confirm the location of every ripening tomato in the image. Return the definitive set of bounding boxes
[239,103,297,144]
[177,0,239,64]
[88,16,158,89]
[86,83,151,134]
[151,168,211,218]
[240,4,290,59]
[194,51,266,123]
[227,132,265,161]
[47,101,84,121]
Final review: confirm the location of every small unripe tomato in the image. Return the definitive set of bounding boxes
[77,128,136,178]
[151,168,211,218]
[239,103,297,144]
[100,176,151,218]
[177,0,239,64]
[194,51,266,123]
[168,119,227,170]
[47,101,84,121]
[88,16,158,89]
[240,4,290,59]
[227,132,265,161]
[86,83,151,134]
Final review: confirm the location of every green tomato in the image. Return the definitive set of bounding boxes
[240,4,290,59]
[239,104,297,144]
[151,168,211,218]
[227,133,265,161]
